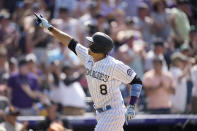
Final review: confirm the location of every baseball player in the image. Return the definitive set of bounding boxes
[34,13,142,131]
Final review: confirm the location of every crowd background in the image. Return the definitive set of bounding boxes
[0,0,197,130]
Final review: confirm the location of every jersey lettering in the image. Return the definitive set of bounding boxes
[86,68,110,82]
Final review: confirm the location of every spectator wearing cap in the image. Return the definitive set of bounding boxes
[191,54,197,114]
[180,44,191,56]
[36,101,72,131]
[179,44,194,112]
[144,39,168,72]
[7,56,40,115]
[26,53,37,74]
[8,57,18,75]
[0,106,28,131]
[171,0,191,43]
[170,52,190,113]
[26,53,46,90]
[143,56,175,114]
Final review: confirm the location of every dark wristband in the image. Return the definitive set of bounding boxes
[129,96,138,105]
[48,26,54,31]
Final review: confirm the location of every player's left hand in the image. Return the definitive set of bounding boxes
[34,13,51,29]
[125,105,135,125]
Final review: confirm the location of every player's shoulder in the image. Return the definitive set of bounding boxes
[109,56,130,70]
[109,56,125,65]
[76,43,88,53]
[77,43,87,49]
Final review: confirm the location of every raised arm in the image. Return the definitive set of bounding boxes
[34,13,72,46]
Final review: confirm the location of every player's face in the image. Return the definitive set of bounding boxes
[88,48,105,62]
[88,42,95,56]
[88,48,95,56]
[88,42,106,61]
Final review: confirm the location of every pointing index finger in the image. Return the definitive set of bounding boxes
[34,12,41,20]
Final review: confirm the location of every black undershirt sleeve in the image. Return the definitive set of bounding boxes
[129,75,142,85]
[68,39,78,55]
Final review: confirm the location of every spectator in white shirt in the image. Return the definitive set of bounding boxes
[169,52,190,113]
[48,62,86,116]
[61,65,86,115]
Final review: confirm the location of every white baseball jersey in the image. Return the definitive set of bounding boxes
[75,44,136,108]
[72,43,137,131]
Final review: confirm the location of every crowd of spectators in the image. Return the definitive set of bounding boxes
[0,0,197,130]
